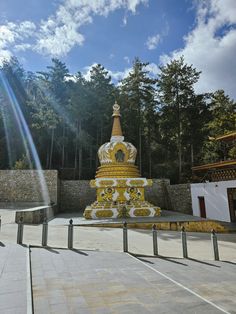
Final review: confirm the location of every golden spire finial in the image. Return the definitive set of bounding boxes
[111,101,123,141]
[112,101,121,117]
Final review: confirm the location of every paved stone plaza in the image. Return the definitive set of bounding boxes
[1,208,236,313]
[0,244,28,313]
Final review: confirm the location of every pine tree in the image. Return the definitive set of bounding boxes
[157,57,201,182]
[37,58,70,168]
[120,58,157,174]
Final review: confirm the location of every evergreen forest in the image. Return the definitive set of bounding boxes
[0,56,235,183]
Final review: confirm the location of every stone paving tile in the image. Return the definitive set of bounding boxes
[0,244,27,312]
[31,248,229,314]
[142,256,236,314]
[49,209,205,226]
[3,307,27,314]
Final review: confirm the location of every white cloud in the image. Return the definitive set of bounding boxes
[17,21,36,38]
[14,43,32,52]
[124,56,130,64]
[35,0,148,57]
[82,62,132,82]
[0,0,148,60]
[0,49,12,64]
[160,0,236,99]
[146,34,161,50]
[145,62,159,76]
[0,21,35,65]
[108,67,132,81]
[82,63,98,81]
[108,61,159,82]
[82,60,159,83]
[145,19,169,51]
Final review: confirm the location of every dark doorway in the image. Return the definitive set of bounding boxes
[227,188,236,222]
[198,196,206,218]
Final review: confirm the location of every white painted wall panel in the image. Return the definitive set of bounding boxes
[190,180,236,222]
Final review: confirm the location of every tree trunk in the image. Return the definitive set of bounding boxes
[46,142,50,169]
[78,120,82,180]
[89,145,93,178]
[74,119,79,179]
[89,146,92,171]
[100,119,103,145]
[61,122,65,168]
[191,143,194,166]
[139,124,142,174]
[178,130,182,182]
[176,92,182,182]
[95,128,99,170]
[49,128,54,169]
[148,125,152,178]
[138,102,142,174]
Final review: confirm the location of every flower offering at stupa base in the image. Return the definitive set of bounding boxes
[83,102,161,219]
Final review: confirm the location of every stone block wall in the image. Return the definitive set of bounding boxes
[60,179,192,215]
[167,183,192,214]
[145,180,192,214]
[60,180,96,211]
[145,179,170,209]
[0,170,192,215]
[0,170,59,204]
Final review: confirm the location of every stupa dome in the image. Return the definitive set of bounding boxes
[98,141,137,164]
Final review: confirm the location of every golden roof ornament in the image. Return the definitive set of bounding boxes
[111,101,123,142]
[112,101,121,116]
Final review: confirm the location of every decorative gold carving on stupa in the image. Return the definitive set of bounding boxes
[83,101,161,219]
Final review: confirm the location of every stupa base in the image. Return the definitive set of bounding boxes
[83,201,161,219]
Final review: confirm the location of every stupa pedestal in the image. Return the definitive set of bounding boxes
[84,177,161,219]
[83,102,161,219]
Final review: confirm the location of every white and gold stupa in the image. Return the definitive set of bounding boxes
[83,102,161,219]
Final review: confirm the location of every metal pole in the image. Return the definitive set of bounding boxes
[152,224,158,256]
[181,226,188,258]
[42,217,48,247]
[17,217,24,244]
[123,221,128,252]
[211,229,219,261]
[68,219,74,249]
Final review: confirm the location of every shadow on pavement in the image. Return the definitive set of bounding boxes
[188,258,221,268]
[130,253,188,266]
[70,249,88,256]
[221,260,236,266]
[44,246,60,254]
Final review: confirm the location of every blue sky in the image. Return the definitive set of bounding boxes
[0,0,236,99]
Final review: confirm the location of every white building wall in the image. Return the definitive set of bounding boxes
[190,180,236,222]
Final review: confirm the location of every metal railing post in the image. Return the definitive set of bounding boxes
[211,229,219,261]
[181,226,188,258]
[152,224,158,256]
[17,217,24,244]
[68,219,74,249]
[123,221,128,252]
[42,217,48,247]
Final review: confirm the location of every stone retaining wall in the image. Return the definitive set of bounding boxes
[60,180,96,212]
[60,179,192,214]
[0,170,59,204]
[0,170,192,215]
[167,183,192,214]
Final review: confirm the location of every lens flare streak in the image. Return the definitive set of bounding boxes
[0,71,50,204]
